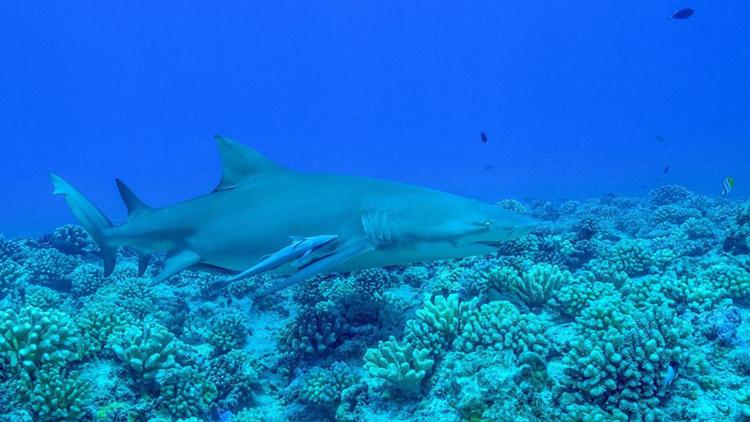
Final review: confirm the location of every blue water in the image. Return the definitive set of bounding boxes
[1,2,749,235]
[2,3,750,422]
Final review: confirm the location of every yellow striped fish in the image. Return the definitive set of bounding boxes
[722,176,735,196]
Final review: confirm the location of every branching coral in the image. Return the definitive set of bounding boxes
[497,199,528,215]
[116,277,157,319]
[158,366,218,418]
[652,205,702,225]
[299,361,357,414]
[0,258,26,297]
[51,224,99,256]
[76,302,133,356]
[69,263,108,297]
[559,299,700,419]
[488,263,571,308]
[405,294,469,354]
[207,350,260,410]
[14,363,90,421]
[0,306,81,375]
[649,185,692,206]
[280,299,348,358]
[22,248,78,290]
[723,202,750,255]
[554,275,619,318]
[0,236,28,263]
[455,300,551,358]
[208,308,249,354]
[110,323,177,380]
[363,336,435,394]
[606,239,653,277]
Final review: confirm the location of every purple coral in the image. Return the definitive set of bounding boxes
[698,306,743,347]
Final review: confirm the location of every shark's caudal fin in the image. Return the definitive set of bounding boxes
[50,173,118,275]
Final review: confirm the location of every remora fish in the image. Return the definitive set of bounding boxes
[51,136,536,297]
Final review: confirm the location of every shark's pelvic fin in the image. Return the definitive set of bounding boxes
[227,234,338,283]
[254,238,374,298]
[115,179,152,218]
[213,135,290,192]
[151,249,201,285]
[138,254,151,277]
[50,173,118,276]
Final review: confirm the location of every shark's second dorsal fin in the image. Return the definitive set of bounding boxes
[116,179,152,218]
[213,135,288,192]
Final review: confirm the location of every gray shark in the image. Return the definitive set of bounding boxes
[51,136,535,297]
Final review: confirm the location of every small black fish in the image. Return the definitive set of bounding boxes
[664,165,670,174]
[655,135,666,143]
[480,132,488,143]
[672,8,694,19]
[483,164,493,170]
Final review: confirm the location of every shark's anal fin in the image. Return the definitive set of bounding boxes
[150,249,201,285]
[254,238,374,298]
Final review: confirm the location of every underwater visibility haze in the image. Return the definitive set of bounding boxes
[1,2,750,421]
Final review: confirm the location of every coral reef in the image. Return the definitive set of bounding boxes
[1,185,749,420]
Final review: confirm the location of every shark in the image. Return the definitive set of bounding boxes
[51,136,536,297]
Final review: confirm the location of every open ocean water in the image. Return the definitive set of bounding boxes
[1,2,750,421]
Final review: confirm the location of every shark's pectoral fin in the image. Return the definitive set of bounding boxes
[254,239,374,298]
[150,249,201,285]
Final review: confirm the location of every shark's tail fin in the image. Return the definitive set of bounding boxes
[50,173,118,275]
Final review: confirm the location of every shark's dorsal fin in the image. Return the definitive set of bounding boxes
[213,135,288,192]
[115,179,152,218]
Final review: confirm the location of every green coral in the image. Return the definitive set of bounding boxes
[299,361,356,412]
[737,387,750,419]
[110,323,177,380]
[208,308,248,354]
[584,259,630,288]
[657,270,725,313]
[0,258,26,295]
[559,300,698,419]
[77,302,133,355]
[703,261,750,300]
[497,199,528,215]
[207,350,260,409]
[0,306,81,375]
[723,202,750,254]
[652,204,701,225]
[681,217,714,239]
[606,239,652,277]
[23,284,64,309]
[455,300,551,357]
[621,275,676,310]
[69,263,109,297]
[115,277,157,319]
[280,299,347,358]
[14,363,90,421]
[405,293,472,356]
[488,263,571,308]
[554,276,618,318]
[159,366,218,418]
[22,248,78,288]
[363,336,435,393]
